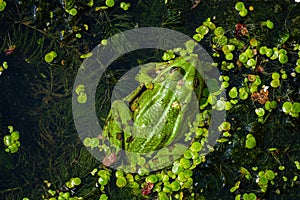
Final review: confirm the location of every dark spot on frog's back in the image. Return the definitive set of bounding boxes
[127,119,133,126]
[126,136,134,143]
[116,132,123,140]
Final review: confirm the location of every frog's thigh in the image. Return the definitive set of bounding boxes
[111,100,133,137]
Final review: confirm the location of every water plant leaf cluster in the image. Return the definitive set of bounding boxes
[2,125,20,153]
[0,0,300,200]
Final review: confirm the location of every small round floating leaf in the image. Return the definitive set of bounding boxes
[71,177,81,185]
[222,45,231,53]
[11,131,20,141]
[184,149,193,159]
[245,134,256,149]
[3,61,8,69]
[222,81,229,88]
[239,53,248,63]
[245,48,254,58]
[172,165,184,175]
[100,194,108,200]
[158,192,169,200]
[180,157,191,169]
[77,94,87,104]
[76,33,81,38]
[225,53,233,60]
[265,170,275,180]
[218,35,228,46]
[105,0,115,7]
[90,138,99,148]
[50,51,57,57]
[83,137,91,146]
[270,79,280,88]
[120,2,130,10]
[214,27,225,36]
[69,8,77,16]
[196,25,209,35]
[253,76,261,86]
[215,99,226,110]
[171,180,181,191]
[270,101,277,109]
[98,176,109,185]
[177,172,187,182]
[235,2,245,11]
[265,48,273,57]
[162,184,172,193]
[278,53,288,64]
[247,58,256,67]
[218,121,231,132]
[75,85,85,95]
[295,65,300,73]
[272,72,280,80]
[271,48,279,60]
[292,102,300,113]
[225,101,232,110]
[282,101,293,113]
[62,192,70,199]
[185,40,195,53]
[278,49,287,54]
[259,46,267,55]
[193,34,203,42]
[3,135,13,146]
[208,94,217,105]
[259,175,268,185]
[266,20,274,29]
[265,101,271,110]
[239,9,248,17]
[138,167,149,176]
[190,141,202,152]
[239,89,248,100]
[250,38,258,46]
[183,170,193,179]
[229,87,238,98]
[255,107,265,116]
[137,156,146,166]
[8,143,18,153]
[44,53,54,63]
[146,175,158,183]
[116,177,127,188]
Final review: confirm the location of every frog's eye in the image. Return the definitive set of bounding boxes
[170,67,185,76]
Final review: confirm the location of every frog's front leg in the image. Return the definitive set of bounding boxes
[102,100,134,152]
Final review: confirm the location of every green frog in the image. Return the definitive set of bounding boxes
[101,53,204,167]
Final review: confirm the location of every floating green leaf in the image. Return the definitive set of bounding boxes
[116,177,127,187]
[105,0,115,7]
[278,53,288,64]
[235,2,245,11]
[245,134,256,149]
[255,107,265,116]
